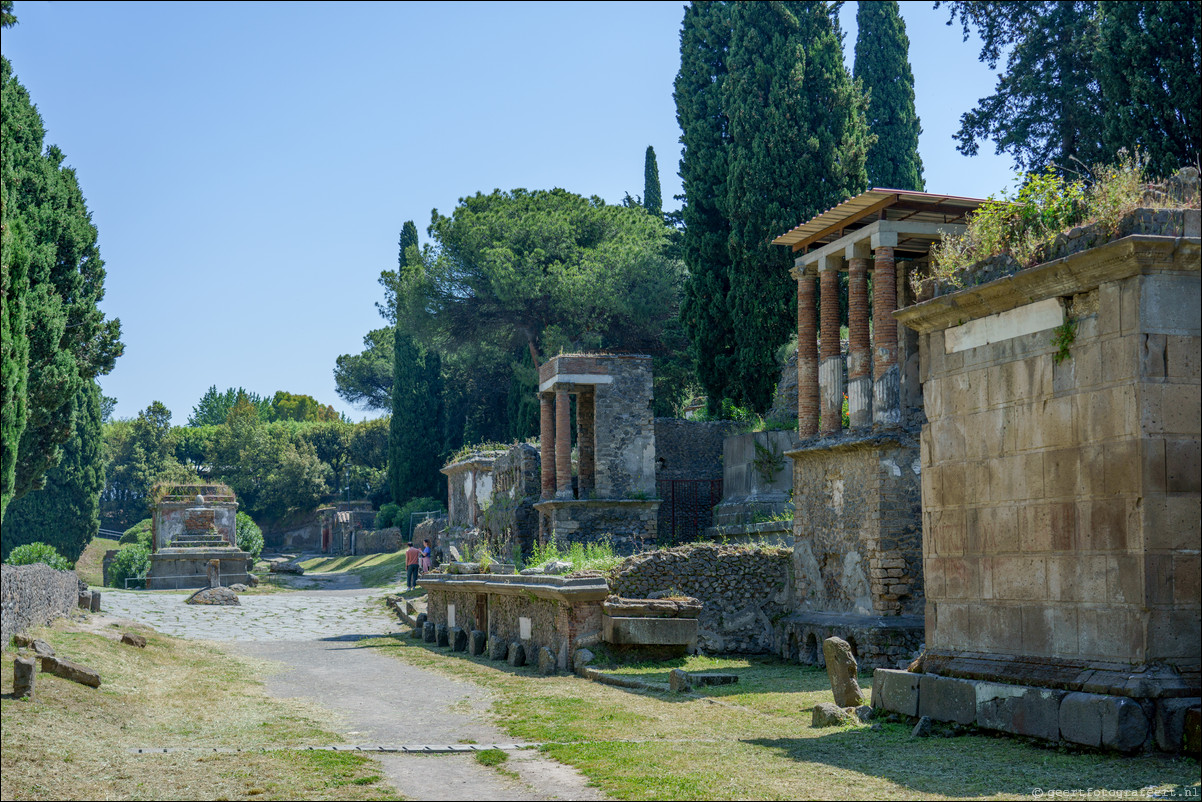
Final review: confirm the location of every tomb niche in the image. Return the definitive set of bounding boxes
[533,354,660,554]
[146,483,250,590]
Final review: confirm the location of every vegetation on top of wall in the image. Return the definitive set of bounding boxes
[4,541,73,570]
[445,442,512,467]
[926,153,1198,290]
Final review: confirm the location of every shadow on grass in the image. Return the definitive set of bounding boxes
[746,724,1201,799]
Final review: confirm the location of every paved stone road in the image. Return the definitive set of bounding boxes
[102,584,604,801]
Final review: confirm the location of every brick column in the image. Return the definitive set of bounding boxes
[576,389,595,499]
[818,258,843,435]
[539,392,555,499]
[847,254,872,429]
[797,270,819,437]
[555,389,572,498]
[872,242,900,427]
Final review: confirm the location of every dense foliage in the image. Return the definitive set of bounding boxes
[188,386,272,426]
[389,331,443,504]
[100,402,197,530]
[107,543,150,589]
[940,0,1200,176]
[5,541,72,571]
[235,511,264,561]
[854,1,924,191]
[678,1,869,413]
[1,380,104,562]
[334,327,393,411]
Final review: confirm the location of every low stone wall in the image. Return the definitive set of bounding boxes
[1,564,82,646]
[609,544,792,653]
[353,527,404,556]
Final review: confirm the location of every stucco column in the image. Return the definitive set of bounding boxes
[797,270,819,437]
[818,256,843,435]
[539,392,555,499]
[576,389,595,499]
[872,236,900,427]
[555,389,572,498]
[846,249,872,429]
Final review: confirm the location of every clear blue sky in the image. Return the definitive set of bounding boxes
[2,0,1015,423]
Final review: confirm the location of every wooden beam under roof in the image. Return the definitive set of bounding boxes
[791,193,897,252]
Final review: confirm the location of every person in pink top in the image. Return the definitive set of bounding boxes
[405,542,421,591]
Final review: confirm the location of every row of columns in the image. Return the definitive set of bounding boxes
[539,387,595,500]
[796,234,904,437]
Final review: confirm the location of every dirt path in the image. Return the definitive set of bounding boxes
[228,614,604,801]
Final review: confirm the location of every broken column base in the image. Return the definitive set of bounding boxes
[873,667,1201,754]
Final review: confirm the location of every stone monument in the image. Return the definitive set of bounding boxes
[146,484,251,590]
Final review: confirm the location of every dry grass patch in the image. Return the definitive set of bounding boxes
[357,635,1199,801]
[1,620,399,801]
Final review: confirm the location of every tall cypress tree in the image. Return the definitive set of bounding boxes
[1,380,104,562]
[643,145,662,218]
[855,1,924,190]
[677,0,737,412]
[724,1,870,411]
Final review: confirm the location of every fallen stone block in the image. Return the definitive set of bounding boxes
[269,561,304,575]
[975,683,1064,742]
[690,673,738,688]
[246,573,260,587]
[1154,697,1202,752]
[823,637,864,707]
[911,716,933,738]
[855,705,874,723]
[918,674,976,726]
[1059,692,1149,752]
[14,634,55,658]
[669,669,691,693]
[422,621,436,643]
[451,627,467,652]
[89,591,102,613]
[537,647,556,676]
[14,656,36,699]
[468,630,487,656]
[436,624,449,648]
[39,656,101,688]
[228,583,249,593]
[872,668,920,717]
[542,560,573,576]
[508,642,526,667]
[573,648,595,675]
[185,587,240,606]
[488,636,508,662]
[120,632,147,649]
[78,590,93,610]
[812,702,852,727]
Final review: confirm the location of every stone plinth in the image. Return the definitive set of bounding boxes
[441,452,502,530]
[533,498,660,554]
[147,549,250,590]
[711,431,795,529]
[896,233,1201,698]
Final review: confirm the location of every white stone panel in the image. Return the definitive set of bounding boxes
[944,297,1064,354]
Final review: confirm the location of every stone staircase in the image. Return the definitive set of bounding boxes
[167,533,232,549]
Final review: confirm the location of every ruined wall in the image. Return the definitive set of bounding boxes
[1,564,81,646]
[653,419,734,481]
[713,431,796,527]
[789,437,924,617]
[353,527,404,556]
[485,444,541,558]
[902,232,1201,684]
[609,544,792,653]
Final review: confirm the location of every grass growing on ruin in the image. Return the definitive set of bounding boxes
[300,551,409,587]
[357,633,1200,801]
[74,536,120,587]
[0,620,399,801]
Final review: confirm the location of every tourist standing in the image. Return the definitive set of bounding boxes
[405,542,421,590]
[420,539,432,573]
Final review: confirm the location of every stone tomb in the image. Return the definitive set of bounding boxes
[147,484,250,590]
[533,354,660,551]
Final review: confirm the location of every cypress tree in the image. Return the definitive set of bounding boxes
[677,0,738,412]
[388,330,442,505]
[854,1,924,190]
[1,380,104,562]
[643,145,663,218]
[724,1,870,411]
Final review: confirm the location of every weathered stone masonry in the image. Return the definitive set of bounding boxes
[2,564,82,647]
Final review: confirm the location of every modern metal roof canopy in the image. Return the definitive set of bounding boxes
[773,188,989,268]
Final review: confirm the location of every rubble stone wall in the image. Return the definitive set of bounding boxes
[1,564,81,646]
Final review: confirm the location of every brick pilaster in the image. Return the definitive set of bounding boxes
[797,272,819,437]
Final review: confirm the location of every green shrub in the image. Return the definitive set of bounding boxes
[108,544,151,589]
[6,542,73,571]
[235,511,264,560]
[375,502,401,530]
[395,496,445,538]
[119,519,153,547]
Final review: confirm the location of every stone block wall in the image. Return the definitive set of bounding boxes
[789,436,924,617]
[653,419,734,481]
[713,431,797,526]
[485,443,541,559]
[609,544,792,653]
[442,453,500,530]
[1,564,82,646]
[898,234,1200,693]
[154,501,237,550]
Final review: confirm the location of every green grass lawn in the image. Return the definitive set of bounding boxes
[74,536,120,587]
[356,635,1200,801]
[300,551,409,587]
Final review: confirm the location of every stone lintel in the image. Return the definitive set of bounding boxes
[784,430,918,461]
[817,253,844,273]
[793,219,968,272]
[896,234,1201,334]
[537,374,614,394]
[419,573,610,603]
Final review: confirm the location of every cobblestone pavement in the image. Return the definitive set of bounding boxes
[100,587,398,641]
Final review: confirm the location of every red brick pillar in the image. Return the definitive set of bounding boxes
[797,271,819,437]
[555,389,572,498]
[576,389,595,499]
[872,244,900,427]
[539,393,555,499]
[819,262,843,435]
[847,256,871,429]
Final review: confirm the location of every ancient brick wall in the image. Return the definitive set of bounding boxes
[609,544,792,653]
[789,437,924,617]
[1,564,81,646]
[900,233,1200,685]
